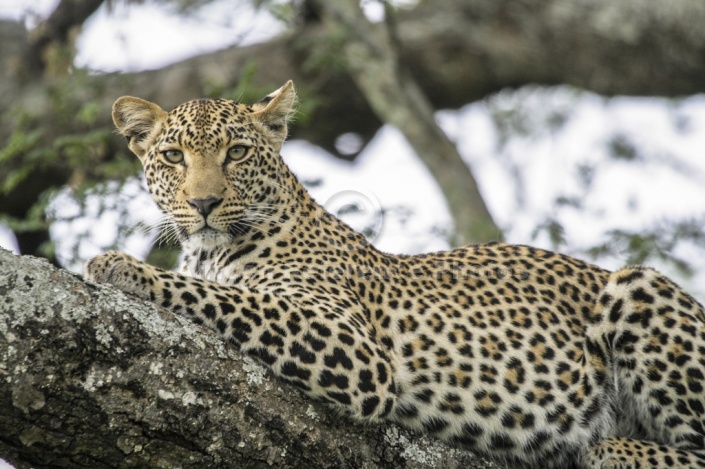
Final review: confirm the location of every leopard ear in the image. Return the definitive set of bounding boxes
[112,96,168,159]
[251,80,297,145]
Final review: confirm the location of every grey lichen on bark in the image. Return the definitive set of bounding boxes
[0,248,496,469]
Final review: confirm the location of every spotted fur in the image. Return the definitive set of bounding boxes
[86,81,705,468]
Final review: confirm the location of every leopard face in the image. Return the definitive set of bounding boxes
[112,82,297,251]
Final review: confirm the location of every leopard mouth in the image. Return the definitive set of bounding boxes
[186,223,219,237]
[179,222,251,251]
[188,220,251,237]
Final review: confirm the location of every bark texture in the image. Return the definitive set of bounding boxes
[0,248,495,469]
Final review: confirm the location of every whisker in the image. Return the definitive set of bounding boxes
[151,216,182,246]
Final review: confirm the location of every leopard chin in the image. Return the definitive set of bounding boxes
[184,227,233,250]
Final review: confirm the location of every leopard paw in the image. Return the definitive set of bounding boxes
[85,251,152,301]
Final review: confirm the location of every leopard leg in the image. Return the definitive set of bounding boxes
[583,267,705,467]
[85,251,398,423]
[581,436,705,468]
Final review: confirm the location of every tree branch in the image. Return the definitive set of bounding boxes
[25,0,105,77]
[5,0,705,160]
[313,0,501,245]
[0,248,493,469]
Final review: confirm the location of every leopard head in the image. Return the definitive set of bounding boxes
[112,81,298,248]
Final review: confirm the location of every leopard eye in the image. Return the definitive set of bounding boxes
[161,149,184,164]
[227,145,250,162]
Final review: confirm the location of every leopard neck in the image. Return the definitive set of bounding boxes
[177,159,372,281]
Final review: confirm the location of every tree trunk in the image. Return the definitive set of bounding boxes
[0,248,494,469]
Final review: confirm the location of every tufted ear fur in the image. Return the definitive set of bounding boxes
[251,80,297,145]
[112,96,168,159]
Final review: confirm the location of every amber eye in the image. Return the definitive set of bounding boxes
[227,145,250,162]
[161,149,184,164]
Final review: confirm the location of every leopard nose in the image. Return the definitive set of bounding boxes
[188,197,223,217]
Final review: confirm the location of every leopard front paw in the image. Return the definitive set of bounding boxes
[85,251,152,301]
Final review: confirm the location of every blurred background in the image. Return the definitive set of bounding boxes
[1,0,705,289]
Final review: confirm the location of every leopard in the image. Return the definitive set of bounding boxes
[85,80,705,468]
